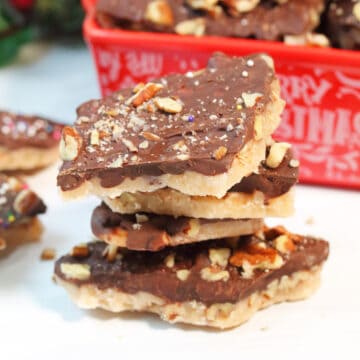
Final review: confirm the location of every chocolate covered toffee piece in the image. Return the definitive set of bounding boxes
[0,175,46,253]
[54,226,329,329]
[96,0,325,42]
[0,111,64,171]
[91,203,263,251]
[104,142,298,219]
[326,0,360,50]
[57,53,285,199]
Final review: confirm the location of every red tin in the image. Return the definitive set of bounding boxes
[82,0,360,189]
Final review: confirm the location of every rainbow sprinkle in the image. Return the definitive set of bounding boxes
[7,213,15,223]
[46,124,54,133]
[52,129,62,141]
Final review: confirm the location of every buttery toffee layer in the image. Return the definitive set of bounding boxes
[96,0,324,41]
[55,226,329,306]
[57,52,281,193]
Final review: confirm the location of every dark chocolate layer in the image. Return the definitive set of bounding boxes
[0,174,46,229]
[326,0,360,50]
[55,228,329,305]
[58,53,276,191]
[229,145,298,198]
[96,0,324,41]
[0,111,64,150]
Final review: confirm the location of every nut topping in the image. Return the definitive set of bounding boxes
[76,116,90,124]
[186,0,217,10]
[200,267,230,282]
[145,0,174,26]
[263,226,302,244]
[241,92,263,108]
[284,33,330,48]
[127,82,163,107]
[0,238,6,251]
[273,234,296,254]
[108,155,124,168]
[172,140,187,152]
[354,3,360,21]
[289,159,300,168]
[59,126,82,161]
[70,244,89,258]
[122,139,138,152]
[209,248,231,267]
[260,54,274,70]
[266,142,291,168]
[105,108,120,117]
[175,18,206,36]
[213,146,228,160]
[230,242,284,277]
[133,82,145,93]
[135,214,149,223]
[60,263,91,280]
[224,0,260,13]
[176,153,190,160]
[102,244,119,262]
[165,254,175,268]
[176,269,190,281]
[154,97,183,113]
[40,248,56,260]
[141,131,161,141]
[90,129,100,146]
[139,140,149,149]
[13,189,37,215]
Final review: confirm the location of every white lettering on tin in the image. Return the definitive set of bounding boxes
[125,52,163,77]
[279,74,332,106]
[278,106,360,146]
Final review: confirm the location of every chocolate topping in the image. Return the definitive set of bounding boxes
[96,0,324,41]
[58,53,276,191]
[0,111,64,150]
[0,174,46,228]
[229,145,298,197]
[55,229,329,305]
[326,0,360,50]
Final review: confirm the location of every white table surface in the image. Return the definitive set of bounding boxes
[0,43,359,360]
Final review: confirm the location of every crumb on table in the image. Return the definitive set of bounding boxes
[41,248,56,260]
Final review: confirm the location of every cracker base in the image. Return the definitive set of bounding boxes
[105,189,294,219]
[54,266,322,329]
[0,217,43,255]
[0,146,59,171]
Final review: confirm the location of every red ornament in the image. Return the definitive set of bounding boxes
[11,0,34,10]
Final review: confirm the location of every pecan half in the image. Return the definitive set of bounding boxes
[59,126,82,161]
[266,142,291,168]
[127,83,164,107]
[154,97,183,113]
[175,18,206,36]
[145,0,174,26]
